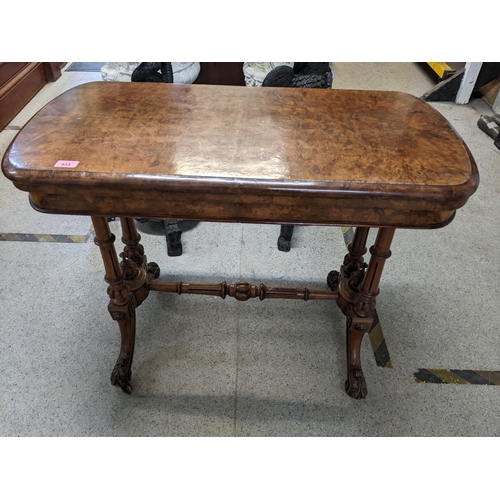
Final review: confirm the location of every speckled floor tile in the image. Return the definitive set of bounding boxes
[0,241,237,436]
[331,62,434,96]
[136,221,244,282]
[238,223,346,286]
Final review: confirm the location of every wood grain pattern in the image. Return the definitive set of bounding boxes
[2,82,478,229]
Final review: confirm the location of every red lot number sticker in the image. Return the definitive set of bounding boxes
[54,160,79,168]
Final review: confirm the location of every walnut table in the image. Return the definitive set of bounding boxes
[2,82,479,399]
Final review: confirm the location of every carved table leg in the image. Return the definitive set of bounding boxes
[345,227,395,399]
[111,312,137,394]
[344,310,372,398]
[92,216,159,394]
[330,226,395,399]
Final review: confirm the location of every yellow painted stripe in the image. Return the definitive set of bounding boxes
[427,62,453,79]
[36,234,57,242]
[474,371,500,385]
[341,226,351,235]
[0,232,93,243]
[69,235,86,243]
[380,357,393,369]
[368,321,385,352]
[5,234,22,242]
[415,368,500,385]
[427,369,470,384]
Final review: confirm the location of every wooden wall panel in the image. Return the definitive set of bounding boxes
[0,62,64,130]
[195,62,245,86]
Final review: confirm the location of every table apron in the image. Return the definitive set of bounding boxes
[26,187,456,229]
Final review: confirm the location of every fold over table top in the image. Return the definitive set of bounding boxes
[2,82,478,228]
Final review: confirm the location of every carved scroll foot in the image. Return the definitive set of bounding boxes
[345,311,373,399]
[109,314,137,394]
[111,354,133,394]
[345,369,367,399]
[277,224,294,252]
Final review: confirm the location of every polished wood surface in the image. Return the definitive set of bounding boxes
[3,82,478,228]
[1,82,479,399]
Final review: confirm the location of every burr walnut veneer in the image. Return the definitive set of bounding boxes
[2,82,478,398]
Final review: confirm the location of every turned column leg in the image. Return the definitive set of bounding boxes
[120,216,146,268]
[343,227,370,278]
[344,227,395,399]
[92,216,138,394]
[120,217,160,303]
[121,216,161,278]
